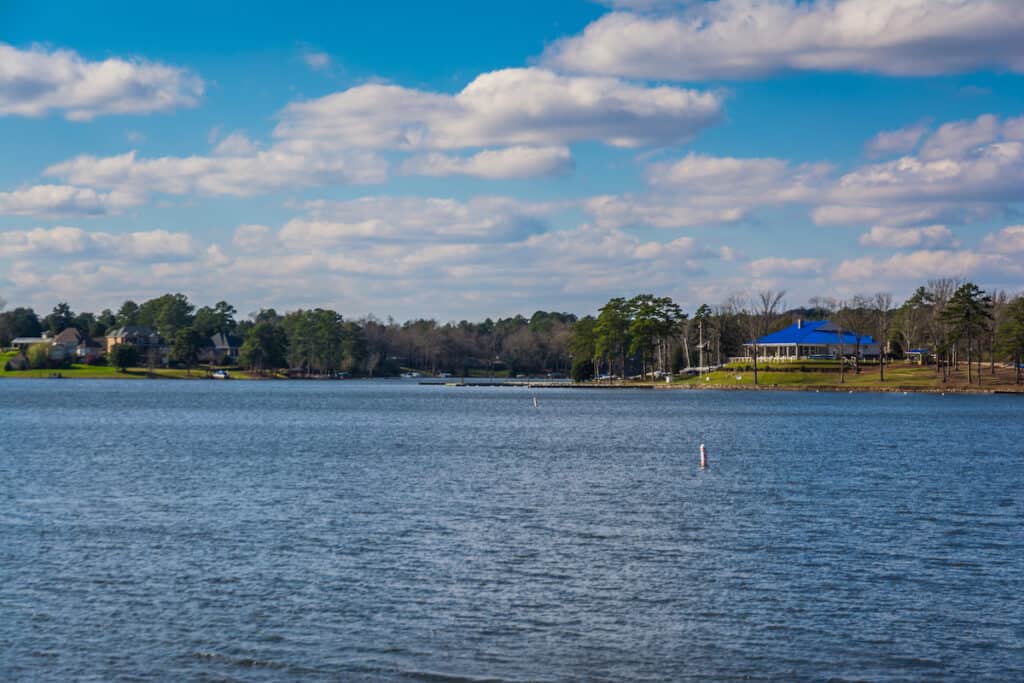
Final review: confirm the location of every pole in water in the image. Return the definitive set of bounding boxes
[533,396,539,408]
[700,443,708,469]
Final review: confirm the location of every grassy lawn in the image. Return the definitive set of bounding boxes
[1,351,260,380]
[669,362,1022,391]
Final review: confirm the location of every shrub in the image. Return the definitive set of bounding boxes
[27,343,52,369]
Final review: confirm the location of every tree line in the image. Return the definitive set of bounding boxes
[2,278,1023,384]
[0,294,576,377]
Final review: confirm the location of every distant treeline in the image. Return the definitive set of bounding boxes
[1,277,1022,383]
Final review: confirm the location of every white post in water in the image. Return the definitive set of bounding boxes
[700,443,708,469]
[533,396,539,408]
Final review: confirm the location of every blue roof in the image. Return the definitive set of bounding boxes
[751,320,875,346]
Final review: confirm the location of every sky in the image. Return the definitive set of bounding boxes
[2,0,1024,321]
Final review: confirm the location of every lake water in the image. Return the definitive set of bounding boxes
[1,380,1022,681]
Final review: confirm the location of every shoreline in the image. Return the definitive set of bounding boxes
[3,372,1021,394]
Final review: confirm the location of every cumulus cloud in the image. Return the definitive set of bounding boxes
[816,115,1024,227]
[46,146,388,197]
[0,226,195,260]
[858,225,955,248]
[400,146,573,179]
[0,184,142,217]
[835,248,1023,282]
[586,153,831,229]
[41,67,723,195]
[749,257,824,278]
[0,42,203,120]
[980,225,1024,254]
[544,0,1024,80]
[865,122,929,158]
[274,68,724,149]
[288,196,557,244]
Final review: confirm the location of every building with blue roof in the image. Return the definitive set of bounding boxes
[743,320,880,361]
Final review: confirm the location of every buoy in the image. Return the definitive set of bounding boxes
[532,396,539,408]
[700,443,708,469]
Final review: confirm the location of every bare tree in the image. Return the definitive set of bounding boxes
[873,292,893,382]
[747,289,786,386]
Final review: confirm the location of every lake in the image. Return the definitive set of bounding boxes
[1,380,1022,681]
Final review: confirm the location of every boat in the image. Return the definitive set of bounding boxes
[211,370,230,379]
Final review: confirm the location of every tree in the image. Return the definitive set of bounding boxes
[594,298,630,379]
[27,342,52,369]
[872,292,893,382]
[941,282,992,385]
[239,321,289,375]
[569,316,598,381]
[747,290,785,386]
[137,293,194,339]
[109,344,138,371]
[997,296,1024,385]
[44,302,75,334]
[116,300,140,327]
[894,287,929,361]
[171,328,203,376]
[193,300,237,338]
[0,307,42,346]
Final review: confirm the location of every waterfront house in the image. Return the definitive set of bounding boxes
[744,319,879,361]
[10,336,47,351]
[52,328,85,355]
[105,325,168,365]
[198,332,243,365]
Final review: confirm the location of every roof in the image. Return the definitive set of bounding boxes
[106,325,157,338]
[53,328,84,344]
[750,320,876,346]
[210,332,243,349]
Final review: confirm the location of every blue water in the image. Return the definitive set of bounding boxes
[1,380,1022,681]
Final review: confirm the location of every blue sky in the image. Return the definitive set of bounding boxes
[2,0,1024,320]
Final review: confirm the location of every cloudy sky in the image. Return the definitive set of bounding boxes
[2,0,1023,320]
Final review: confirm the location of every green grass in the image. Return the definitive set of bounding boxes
[1,351,260,380]
[668,363,1019,391]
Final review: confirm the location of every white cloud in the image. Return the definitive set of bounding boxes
[0,184,142,217]
[400,146,573,179]
[286,196,556,244]
[980,225,1024,254]
[544,0,1024,80]
[0,226,195,260]
[274,68,724,149]
[0,42,203,120]
[302,50,331,72]
[864,122,928,158]
[835,248,1022,282]
[46,146,388,197]
[918,114,1000,160]
[858,225,955,248]
[816,116,1024,226]
[212,131,259,157]
[232,224,274,251]
[42,67,723,197]
[749,257,824,278]
[586,153,830,229]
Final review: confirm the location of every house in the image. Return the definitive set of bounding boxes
[52,328,85,356]
[10,334,66,362]
[76,337,105,363]
[10,336,48,351]
[206,333,242,366]
[105,325,168,365]
[744,319,880,361]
